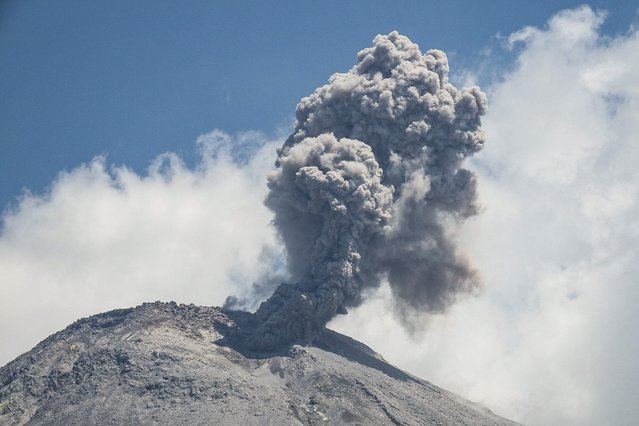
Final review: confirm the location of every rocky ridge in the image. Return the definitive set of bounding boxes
[0,302,517,425]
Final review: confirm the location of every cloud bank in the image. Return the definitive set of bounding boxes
[331,6,639,425]
[0,131,283,365]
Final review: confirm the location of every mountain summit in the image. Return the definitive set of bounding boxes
[0,302,516,425]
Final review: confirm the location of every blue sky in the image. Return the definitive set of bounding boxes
[2,2,639,425]
[0,0,636,210]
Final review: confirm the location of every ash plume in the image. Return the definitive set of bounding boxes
[247,31,487,351]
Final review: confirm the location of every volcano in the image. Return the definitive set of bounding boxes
[0,302,516,425]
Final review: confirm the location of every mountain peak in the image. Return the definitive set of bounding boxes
[0,302,516,425]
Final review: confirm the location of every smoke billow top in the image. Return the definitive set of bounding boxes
[245,31,487,351]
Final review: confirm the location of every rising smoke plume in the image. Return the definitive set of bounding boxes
[247,31,487,351]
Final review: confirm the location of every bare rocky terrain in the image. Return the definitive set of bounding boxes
[0,302,517,425]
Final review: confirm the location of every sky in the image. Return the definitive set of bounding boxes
[1,2,639,425]
[1,0,637,210]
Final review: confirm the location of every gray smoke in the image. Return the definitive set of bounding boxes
[248,31,487,351]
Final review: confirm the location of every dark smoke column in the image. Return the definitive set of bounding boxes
[249,31,487,351]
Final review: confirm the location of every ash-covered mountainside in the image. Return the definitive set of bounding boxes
[0,302,516,426]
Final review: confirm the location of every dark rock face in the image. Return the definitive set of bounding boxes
[0,302,517,425]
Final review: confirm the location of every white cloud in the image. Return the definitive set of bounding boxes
[331,6,639,425]
[0,130,282,365]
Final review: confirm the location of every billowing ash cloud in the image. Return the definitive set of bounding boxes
[248,31,487,351]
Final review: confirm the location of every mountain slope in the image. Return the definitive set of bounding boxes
[0,302,517,425]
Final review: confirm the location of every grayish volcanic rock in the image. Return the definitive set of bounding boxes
[0,302,517,425]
